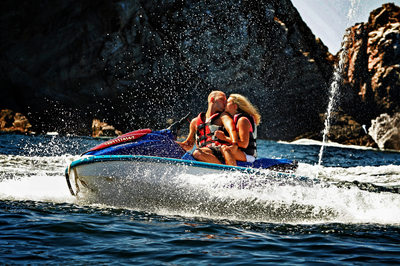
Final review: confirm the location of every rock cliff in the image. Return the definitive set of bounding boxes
[341,3,400,122]
[0,0,332,139]
[325,3,400,149]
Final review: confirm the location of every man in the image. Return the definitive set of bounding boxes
[177,90,238,164]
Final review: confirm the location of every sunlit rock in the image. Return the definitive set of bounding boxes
[341,3,400,124]
[304,3,400,147]
[92,119,122,138]
[368,113,400,150]
[0,109,32,134]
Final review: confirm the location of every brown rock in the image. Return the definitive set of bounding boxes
[342,3,400,119]
[314,3,400,148]
[92,119,122,138]
[327,111,377,147]
[0,109,13,129]
[295,110,378,148]
[368,113,400,150]
[0,109,32,134]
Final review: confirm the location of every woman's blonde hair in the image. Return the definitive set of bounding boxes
[229,94,261,125]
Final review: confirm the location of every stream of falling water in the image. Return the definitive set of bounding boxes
[317,32,350,167]
[317,0,361,172]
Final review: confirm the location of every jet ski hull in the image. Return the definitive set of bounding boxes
[66,155,297,198]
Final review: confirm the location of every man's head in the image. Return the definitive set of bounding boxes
[208,90,226,112]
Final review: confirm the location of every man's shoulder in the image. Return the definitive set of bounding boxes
[190,116,199,129]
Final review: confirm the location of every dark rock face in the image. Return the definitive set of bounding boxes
[324,112,377,147]
[0,0,332,139]
[295,110,378,148]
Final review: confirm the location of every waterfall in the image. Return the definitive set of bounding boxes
[317,32,350,167]
[317,0,360,172]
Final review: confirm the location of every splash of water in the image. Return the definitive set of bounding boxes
[317,0,360,171]
[347,0,361,21]
[0,154,78,203]
[1,154,400,224]
[317,32,350,167]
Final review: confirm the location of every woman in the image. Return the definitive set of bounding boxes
[214,94,261,166]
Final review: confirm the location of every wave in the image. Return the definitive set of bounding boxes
[286,138,379,151]
[296,162,400,186]
[1,155,399,225]
[0,154,78,203]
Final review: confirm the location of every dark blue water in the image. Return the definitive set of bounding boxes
[1,134,399,264]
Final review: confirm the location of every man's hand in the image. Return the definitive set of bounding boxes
[177,141,194,151]
[176,117,198,151]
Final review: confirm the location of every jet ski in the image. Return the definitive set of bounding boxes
[65,114,298,197]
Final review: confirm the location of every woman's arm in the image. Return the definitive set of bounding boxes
[236,117,251,148]
[216,116,251,148]
[220,113,239,144]
[220,114,238,144]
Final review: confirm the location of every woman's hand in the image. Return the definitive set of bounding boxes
[214,130,229,142]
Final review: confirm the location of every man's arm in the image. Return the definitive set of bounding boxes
[176,118,197,151]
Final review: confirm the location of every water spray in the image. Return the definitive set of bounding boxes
[317,0,360,175]
[317,31,351,167]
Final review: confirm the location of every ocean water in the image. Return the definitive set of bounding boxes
[0,133,399,264]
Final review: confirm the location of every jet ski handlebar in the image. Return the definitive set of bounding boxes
[167,112,191,138]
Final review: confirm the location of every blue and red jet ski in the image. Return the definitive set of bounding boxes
[65,114,297,196]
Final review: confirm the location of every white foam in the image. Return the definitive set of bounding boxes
[0,154,78,203]
[0,174,75,203]
[297,162,400,186]
[147,166,400,225]
[286,138,379,151]
[1,154,399,225]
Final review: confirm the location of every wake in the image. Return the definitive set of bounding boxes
[0,155,399,225]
